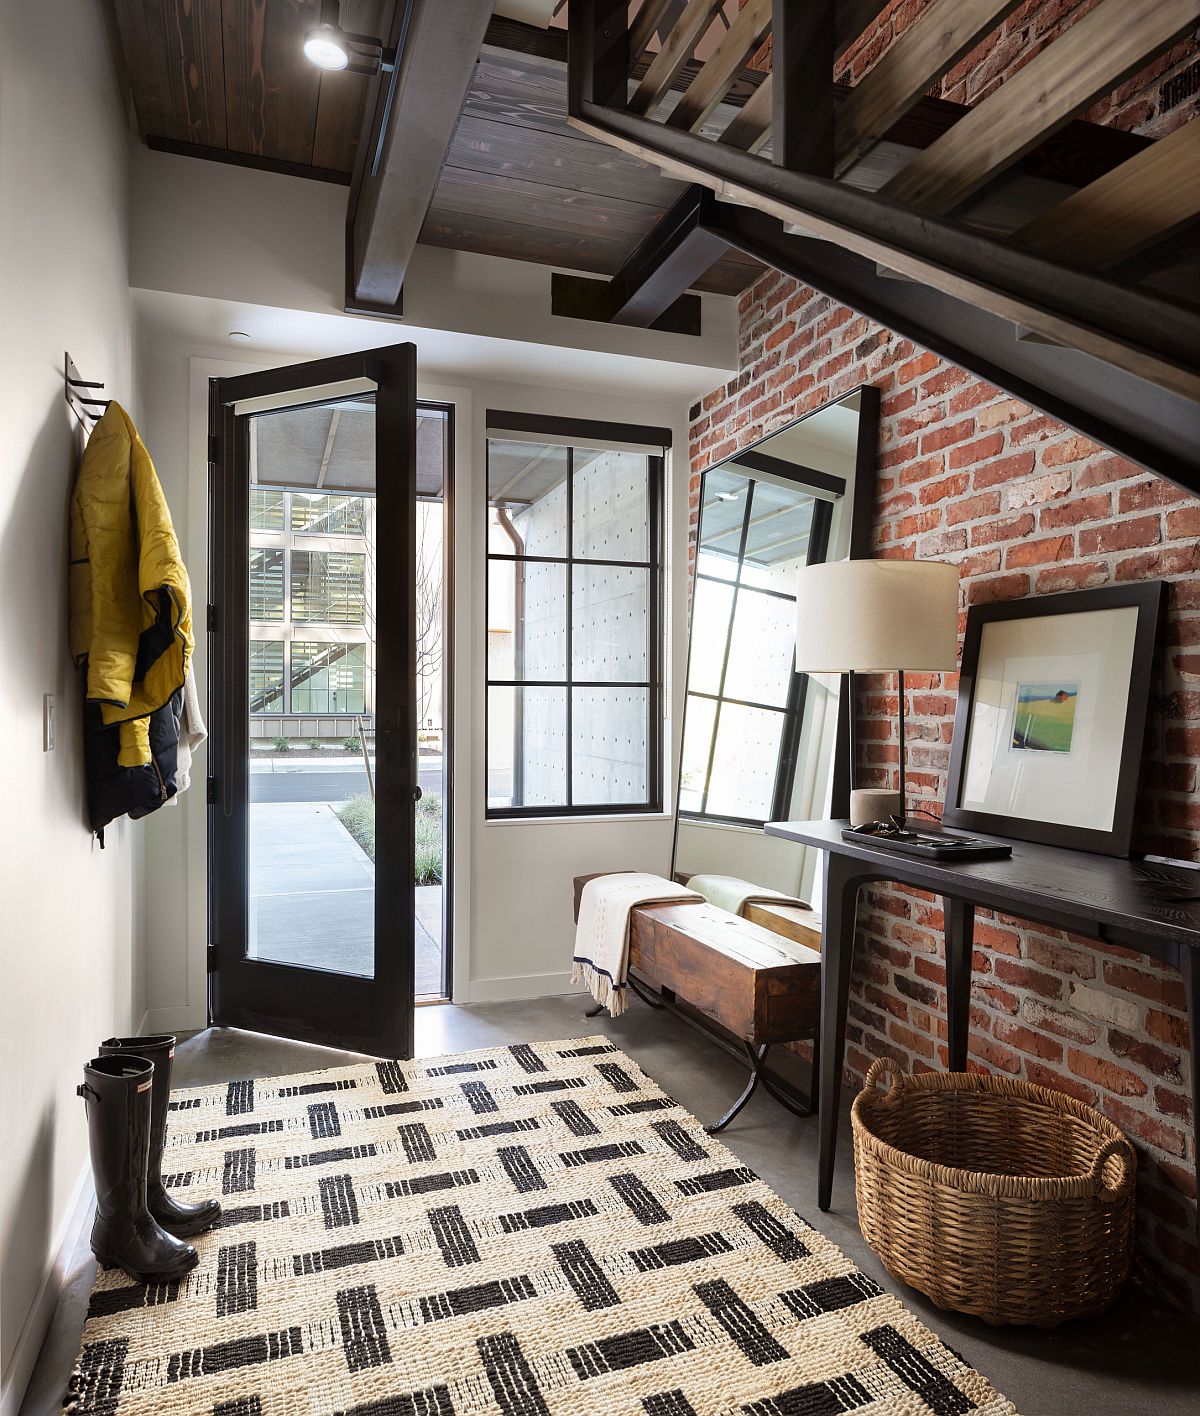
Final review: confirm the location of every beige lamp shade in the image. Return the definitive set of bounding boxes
[793,559,959,672]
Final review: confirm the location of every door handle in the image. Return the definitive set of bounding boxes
[413,785,423,802]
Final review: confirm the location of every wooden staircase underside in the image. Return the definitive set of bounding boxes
[565,0,1200,494]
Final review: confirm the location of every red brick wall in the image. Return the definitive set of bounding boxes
[686,7,1199,1311]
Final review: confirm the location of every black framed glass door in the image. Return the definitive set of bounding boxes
[208,344,417,1057]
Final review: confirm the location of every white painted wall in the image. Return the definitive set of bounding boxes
[0,2,140,1408]
[129,146,737,378]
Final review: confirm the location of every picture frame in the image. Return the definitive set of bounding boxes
[943,582,1164,856]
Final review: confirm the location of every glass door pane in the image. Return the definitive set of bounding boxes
[246,396,378,979]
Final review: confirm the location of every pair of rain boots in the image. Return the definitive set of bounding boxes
[77,1035,222,1283]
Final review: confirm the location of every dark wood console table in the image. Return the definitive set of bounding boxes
[764,818,1200,1243]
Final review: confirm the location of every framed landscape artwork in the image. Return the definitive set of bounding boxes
[943,582,1164,856]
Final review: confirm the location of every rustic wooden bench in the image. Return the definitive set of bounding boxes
[572,873,822,1132]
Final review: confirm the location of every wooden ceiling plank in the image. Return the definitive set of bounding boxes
[348,0,499,312]
[432,165,674,240]
[164,0,227,148]
[835,0,1025,177]
[1012,120,1200,270]
[419,204,759,294]
[110,0,183,142]
[312,1,388,170]
[881,0,1200,216]
[448,112,685,206]
[719,71,773,152]
[629,0,727,116]
[667,0,771,132]
[221,0,322,164]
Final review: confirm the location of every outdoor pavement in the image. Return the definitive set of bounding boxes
[249,800,444,996]
[250,756,443,803]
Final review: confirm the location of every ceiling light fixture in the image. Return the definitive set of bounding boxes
[303,0,395,75]
[715,490,740,501]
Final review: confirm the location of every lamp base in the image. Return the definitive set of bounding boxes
[849,788,901,827]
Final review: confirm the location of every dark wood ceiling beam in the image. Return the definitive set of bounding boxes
[667,0,770,132]
[708,203,1200,497]
[834,0,1024,177]
[882,0,1200,215]
[589,184,729,327]
[1012,121,1200,270]
[346,0,493,316]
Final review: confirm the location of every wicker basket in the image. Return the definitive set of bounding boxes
[851,1058,1136,1327]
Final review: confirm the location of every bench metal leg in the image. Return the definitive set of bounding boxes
[707,1042,818,1134]
[707,1043,768,1134]
[584,974,666,1019]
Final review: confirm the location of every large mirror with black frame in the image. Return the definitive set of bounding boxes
[672,386,879,907]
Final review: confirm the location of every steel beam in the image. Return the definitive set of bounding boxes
[345,0,493,317]
[706,202,1200,495]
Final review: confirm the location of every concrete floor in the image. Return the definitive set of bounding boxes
[19,997,1198,1416]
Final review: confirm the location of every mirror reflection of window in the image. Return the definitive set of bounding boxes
[673,388,878,904]
[682,473,820,826]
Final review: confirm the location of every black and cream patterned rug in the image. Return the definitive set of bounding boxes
[66,1037,1018,1415]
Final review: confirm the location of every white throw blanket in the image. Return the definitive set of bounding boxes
[572,873,703,1016]
[686,873,811,918]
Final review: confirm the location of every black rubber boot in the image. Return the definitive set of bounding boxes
[99,1035,222,1237]
[78,1056,199,1283]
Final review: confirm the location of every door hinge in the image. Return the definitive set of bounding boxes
[206,944,216,974]
[207,603,218,633]
[208,433,220,464]
[207,777,218,805]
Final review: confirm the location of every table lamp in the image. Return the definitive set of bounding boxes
[793,558,959,828]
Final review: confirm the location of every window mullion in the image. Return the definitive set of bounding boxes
[565,444,574,811]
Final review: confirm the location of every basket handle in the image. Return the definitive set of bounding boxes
[1088,1136,1135,1203]
[862,1057,904,1101]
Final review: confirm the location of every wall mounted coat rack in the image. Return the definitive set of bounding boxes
[65,351,110,431]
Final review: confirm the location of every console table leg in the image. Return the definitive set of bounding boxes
[1183,946,1199,1256]
[818,854,861,1212]
[945,897,975,1073]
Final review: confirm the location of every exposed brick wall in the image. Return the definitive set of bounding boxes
[686,7,1199,1312]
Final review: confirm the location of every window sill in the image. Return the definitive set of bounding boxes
[484,812,674,827]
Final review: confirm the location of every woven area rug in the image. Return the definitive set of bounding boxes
[66,1037,1019,1415]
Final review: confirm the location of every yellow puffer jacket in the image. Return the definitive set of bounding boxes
[69,402,193,768]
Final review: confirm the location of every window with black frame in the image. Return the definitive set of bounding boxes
[679,464,831,827]
[485,415,667,817]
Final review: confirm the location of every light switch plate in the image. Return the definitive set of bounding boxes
[43,693,54,751]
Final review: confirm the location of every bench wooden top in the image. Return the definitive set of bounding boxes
[637,901,819,973]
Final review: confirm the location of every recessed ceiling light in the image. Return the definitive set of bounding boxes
[228,331,252,342]
[715,490,740,502]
